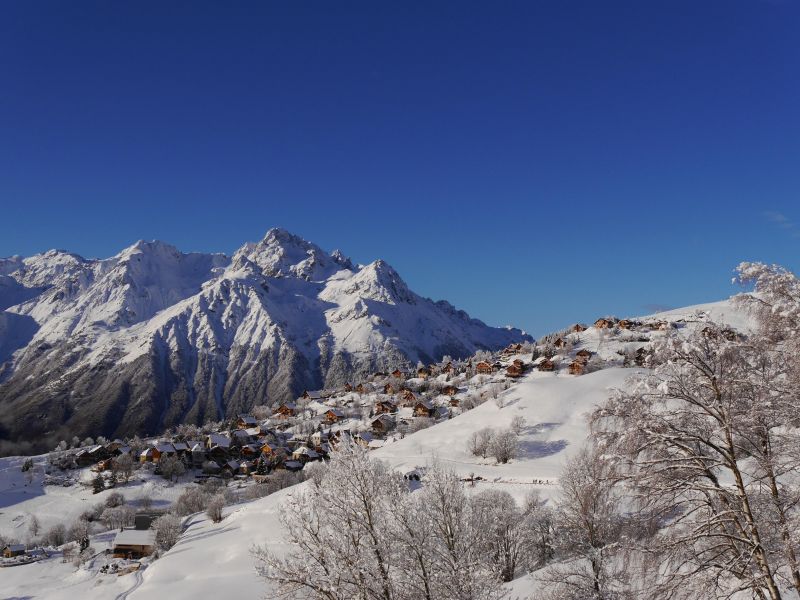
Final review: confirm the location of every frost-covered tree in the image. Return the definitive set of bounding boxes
[252,445,503,600]
[206,494,226,523]
[111,453,134,482]
[589,263,800,600]
[153,513,182,551]
[488,428,518,464]
[467,427,493,459]
[160,454,185,483]
[539,445,631,600]
[471,489,528,582]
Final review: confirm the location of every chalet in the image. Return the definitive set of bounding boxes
[442,362,454,374]
[383,383,396,395]
[355,383,366,394]
[232,429,253,444]
[618,319,636,330]
[537,359,556,372]
[400,389,417,406]
[441,385,459,397]
[260,441,275,456]
[302,390,322,401]
[391,369,404,378]
[371,414,396,433]
[241,443,261,457]
[139,446,161,463]
[172,441,190,455]
[112,529,156,559]
[239,460,255,475]
[475,361,493,375]
[374,399,398,414]
[208,445,229,462]
[155,443,176,459]
[206,433,232,450]
[222,460,240,476]
[292,446,320,463]
[594,318,615,329]
[284,460,304,472]
[413,400,435,418]
[275,403,297,418]
[354,431,374,447]
[236,415,258,429]
[325,408,345,423]
[568,360,586,375]
[105,440,124,454]
[191,443,207,466]
[344,383,353,392]
[92,458,113,472]
[2,544,26,558]
[417,367,431,380]
[553,337,567,348]
[575,349,593,361]
[572,323,588,333]
[505,364,525,378]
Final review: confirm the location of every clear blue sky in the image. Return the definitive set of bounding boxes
[1,1,799,335]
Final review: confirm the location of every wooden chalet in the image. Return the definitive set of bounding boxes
[3,544,26,558]
[371,414,396,433]
[236,415,258,429]
[594,318,615,329]
[374,399,397,414]
[112,529,155,559]
[537,359,556,372]
[568,360,586,375]
[139,446,161,463]
[344,383,353,392]
[275,403,297,418]
[417,366,431,380]
[413,400,435,418]
[355,383,366,394]
[618,319,636,330]
[442,362,454,374]
[325,408,345,423]
[572,323,588,332]
[441,385,459,397]
[505,364,525,378]
[449,397,460,407]
[475,361,493,375]
[400,389,417,406]
[575,349,592,361]
[391,369,404,378]
[553,337,567,348]
[383,383,396,395]
[502,343,523,356]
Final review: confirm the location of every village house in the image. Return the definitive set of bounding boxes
[112,529,156,559]
[442,362,454,374]
[355,383,367,394]
[449,396,461,407]
[417,366,431,379]
[236,415,257,429]
[374,399,398,414]
[275,403,297,418]
[575,349,593,361]
[302,390,322,401]
[506,364,525,378]
[383,383,396,395]
[391,369,405,379]
[475,361,493,375]
[206,433,232,451]
[292,446,320,464]
[344,383,353,392]
[139,446,161,463]
[537,359,556,372]
[400,389,416,406]
[354,431,374,448]
[2,544,26,558]
[594,317,615,329]
[324,408,345,423]
[568,360,586,375]
[618,319,635,330]
[553,337,567,348]
[572,323,588,332]
[441,385,459,397]
[371,414,396,434]
[413,399,435,418]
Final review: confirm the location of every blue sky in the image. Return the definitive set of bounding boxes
[1,1,799,335]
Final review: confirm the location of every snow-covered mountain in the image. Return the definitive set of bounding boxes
[0,228,528,451]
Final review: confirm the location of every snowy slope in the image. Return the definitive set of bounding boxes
[0,228,528,452]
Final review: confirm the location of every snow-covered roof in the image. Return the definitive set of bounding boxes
[3,544,25,552]
[208,433,231,448]
[113,529,156,547]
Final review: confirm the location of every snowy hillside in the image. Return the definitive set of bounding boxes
[0,297,756,600]
[0,228,528,453]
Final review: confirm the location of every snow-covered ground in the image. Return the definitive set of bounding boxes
[0,299,751,599]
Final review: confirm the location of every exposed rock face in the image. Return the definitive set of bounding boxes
[0,229,529,451]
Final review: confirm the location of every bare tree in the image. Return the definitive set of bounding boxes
[467,427,494,459]
[539,445,632,600]
[111,453,134,483]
